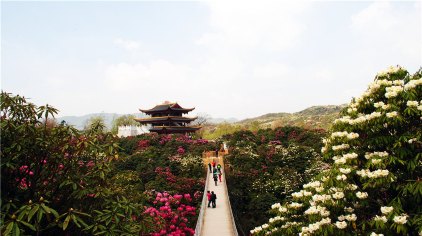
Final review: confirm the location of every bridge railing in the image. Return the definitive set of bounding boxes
[194,166,209,236]
[221,160,239,236]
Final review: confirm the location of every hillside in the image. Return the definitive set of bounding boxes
[56,113,145,130]
[238,105,347,130]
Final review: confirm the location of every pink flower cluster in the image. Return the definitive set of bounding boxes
[159,135,173,145]
[177,146,185,155]
[145,192,196,235]
[194,139,208,145]
[138,139,150,149]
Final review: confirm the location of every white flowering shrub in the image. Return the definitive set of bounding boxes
[251,66,422,235]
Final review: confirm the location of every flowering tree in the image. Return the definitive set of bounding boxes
[222,128,326,233]
[0,92,145,235]
[251,66,422,235]
[143,192,197,235]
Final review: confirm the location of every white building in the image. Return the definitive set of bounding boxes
[117,125,150,137]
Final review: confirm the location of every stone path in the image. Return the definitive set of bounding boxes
[200,157,237,236]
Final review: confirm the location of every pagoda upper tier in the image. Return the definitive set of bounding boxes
[136,102,201,134]
[139,102,194,115]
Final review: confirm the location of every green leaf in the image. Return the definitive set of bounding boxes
[63,215,71,230]
[40,204,51,214]
[13,223,20,236]
[28,205,39,221]
[4,222,14,236]
[17,220,36,231]
[36,209,44,223]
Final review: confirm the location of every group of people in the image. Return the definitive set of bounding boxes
[206,160,223,208]
[206,191,217,208]
[208,161,222,186]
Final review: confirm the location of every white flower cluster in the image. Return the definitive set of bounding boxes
[333,152,358,165]
[347,107,357,113]
[331,131,359,140]
[373,215,388,223]
[344,207,354,213]
[335,221,347,229]
[289,202,303,209]
[393,214,408,224]
[407,100,419,107]
[292,190,313,198]
[338,214,357,222]
[300,217,331,235]
[377,65,403,77]
[386,111,398,118]
[268,216,285,223]
[356,169,389,178]
[303,181,321,189]
[304,205,330,216]
[312,194,332,203]
[374,102,390,110]
[404,78,422,90]
[336,174,347,181]
[370,233,385,236]
[346,184,358,190]
[380,206,394,214]
[332,143,350,151]
[332,191,345,199]
[385,85,403,98]
[271,203,281,209]
[280,221,299,229]
[339,168,351,174]
[365,151,389,159]
[335,112,382,125]
[250,225,264,234]
[356,191,368,199]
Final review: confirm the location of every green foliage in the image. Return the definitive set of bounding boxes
[84,115,107,134]
[203,122,243,140]
[111,115,138,134]
[0,92,144,235]
[222,127,327,234]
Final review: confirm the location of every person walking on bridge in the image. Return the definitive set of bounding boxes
[208,162,212,173]
[210,191,217,208]
[207,191,211,207]
[213,172,218,186]
[218,169,222,182]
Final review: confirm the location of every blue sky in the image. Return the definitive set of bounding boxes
[2,1,421,119]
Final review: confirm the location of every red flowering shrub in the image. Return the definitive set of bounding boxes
[144,192,196,236]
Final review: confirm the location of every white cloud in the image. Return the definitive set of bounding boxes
[351,2,397,31]
[350,1,421,61]
[253,63,290,80]
[104,60,193,91]
[198,1,311,51]
[114,38,141,51]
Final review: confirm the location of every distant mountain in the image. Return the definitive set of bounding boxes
[56,113,237,130]
[57,105,344,131]
[209,117,238,124]
[56,113,145,130]
[238,105,347,130]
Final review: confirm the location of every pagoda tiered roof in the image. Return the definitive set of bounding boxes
[134,116,198,124]
[139,102,194,114]
[149,126,201,134]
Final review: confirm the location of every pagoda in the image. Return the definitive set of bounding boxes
[135,101,201,134]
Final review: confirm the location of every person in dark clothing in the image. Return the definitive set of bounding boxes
[207,191,211,207]
[217,163,221,173]
[210,191,217,208]
[213,173,218,186]
[215,148,219,157]
[208,163,212,172]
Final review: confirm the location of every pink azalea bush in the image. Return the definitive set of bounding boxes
[144,192,196,235]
